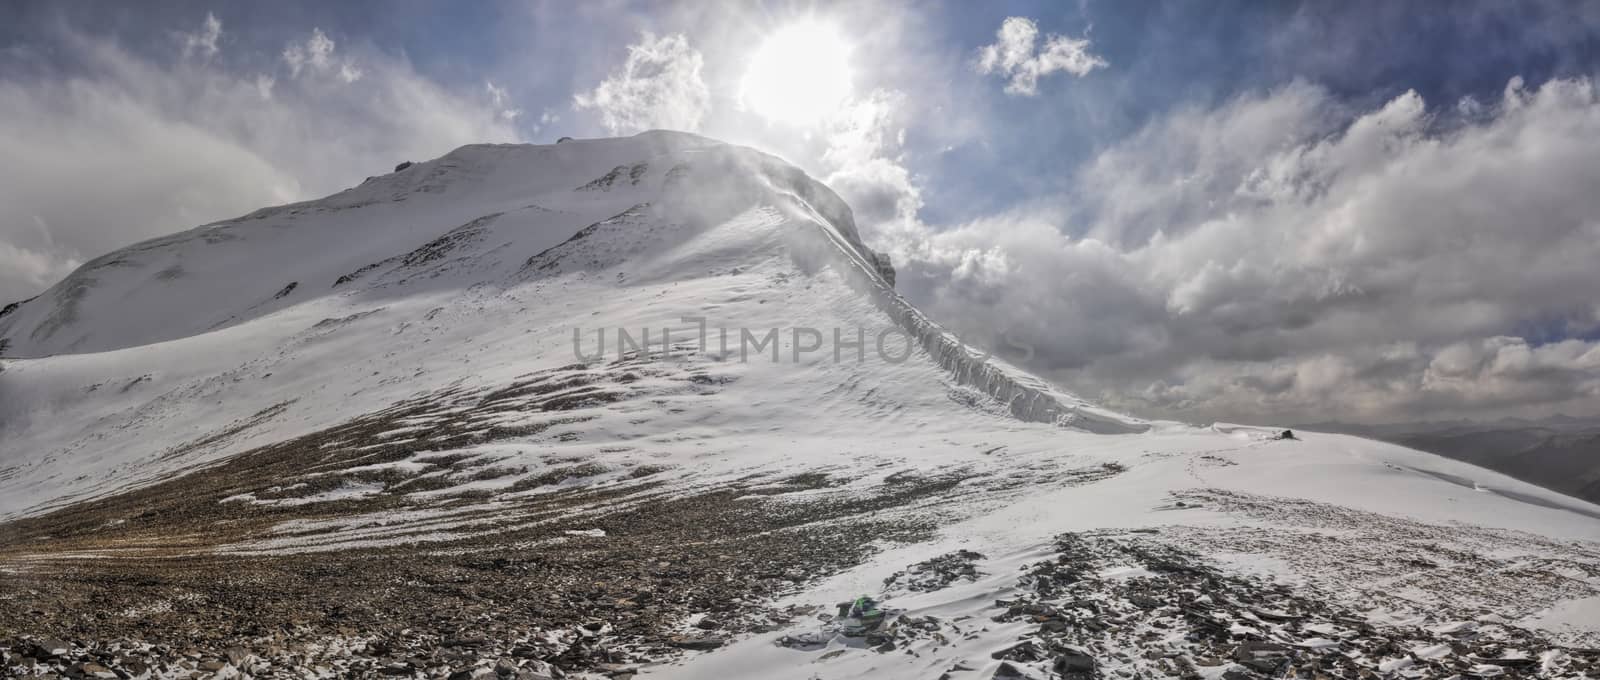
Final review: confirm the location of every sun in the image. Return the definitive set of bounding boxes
[739,20,854,127]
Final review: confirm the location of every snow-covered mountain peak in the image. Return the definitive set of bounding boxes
[0,130,1144,516]
[2,132,1597,680]
[0,131,883,359]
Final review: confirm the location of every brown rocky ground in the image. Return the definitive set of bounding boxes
[0,355,987,678]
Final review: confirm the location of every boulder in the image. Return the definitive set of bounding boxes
[667,636,725,650]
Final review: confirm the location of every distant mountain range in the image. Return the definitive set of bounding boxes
[1299,415,1600,504]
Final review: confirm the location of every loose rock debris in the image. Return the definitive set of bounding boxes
[883,549,987,594]
[773,532,1598,680]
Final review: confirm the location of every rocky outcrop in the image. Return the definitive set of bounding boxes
[0,296,31,320]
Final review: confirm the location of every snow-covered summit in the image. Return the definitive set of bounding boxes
[0,131,880,358]
[1,132,1597,680]
[0,130,1140,517]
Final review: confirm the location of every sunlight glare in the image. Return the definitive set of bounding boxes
[739,20,853,127]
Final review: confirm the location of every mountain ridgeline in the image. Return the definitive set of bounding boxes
[0,131,1137,433]
[1,131,1598,679]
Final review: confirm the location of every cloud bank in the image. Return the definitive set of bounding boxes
[885,77,1600,423]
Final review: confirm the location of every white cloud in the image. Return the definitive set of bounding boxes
[1419,337,1600,407]
[819,90,922,228]
[573,32,710,135]
[282,28,360,82]
[338,62,364,84]
[179,12,222,60]
[486,80,522,121]
[532,108,560,136]
[0,14,519,304]
[976,17,1106,96]
[0,217,80,300]
[887,77,1600,423]
[253,73,275,100]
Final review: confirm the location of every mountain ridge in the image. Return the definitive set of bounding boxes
[1299,416,1600,504]
[1,131,1597,679]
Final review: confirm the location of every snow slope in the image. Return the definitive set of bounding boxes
[1,131,1597,678]
[0,130,1140,517]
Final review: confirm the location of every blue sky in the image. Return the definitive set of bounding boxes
[13,1,1593,224]
[4,0,1600,423]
